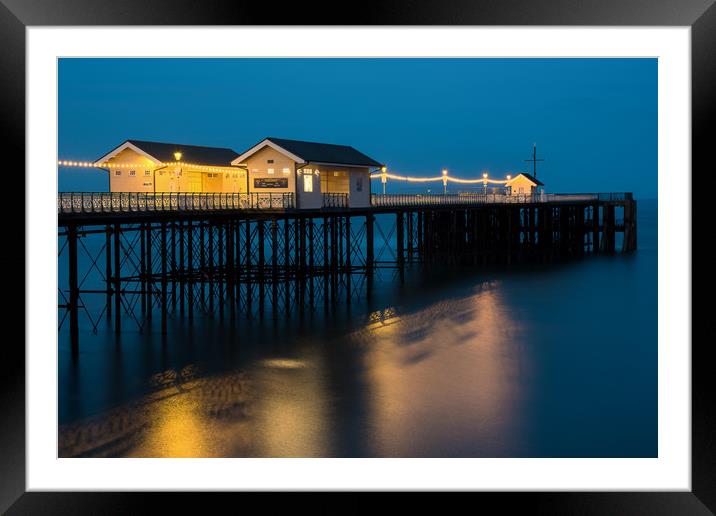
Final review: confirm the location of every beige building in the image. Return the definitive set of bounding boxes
[98,138,383,210]
[99,140,243,194]
[505,173,544,195]
[232,137,383,209]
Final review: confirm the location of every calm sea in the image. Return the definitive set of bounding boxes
[58,199,657,458]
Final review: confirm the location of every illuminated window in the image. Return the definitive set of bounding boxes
[303,174,313,192]
[282,168,290,174]
[267,168,274,174]
[114,170,121,176]
[129,170,136,176]
[304,168,312,174]
[144,170,151,176]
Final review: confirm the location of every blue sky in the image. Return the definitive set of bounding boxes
[59,58,657,198]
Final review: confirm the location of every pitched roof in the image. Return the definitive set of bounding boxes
[234,137,383,168]
[519,173,544,186]
[508,172,544,186]
[98,140,240,167]
[129,140,240,166]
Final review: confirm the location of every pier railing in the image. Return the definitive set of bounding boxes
[57,191,632,214]
[322,193,349,208]
[57,192,295,214]
[370,192,632,207]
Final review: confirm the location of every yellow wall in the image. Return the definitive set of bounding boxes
[107,148,246,193]
[107,148,157,192]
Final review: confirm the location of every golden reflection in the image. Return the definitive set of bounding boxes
[358,282,526,456]
[59,367,253,458]
[59,353,331,458]
[252,350,331,457]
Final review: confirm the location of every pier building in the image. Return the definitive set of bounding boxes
[94,138,383,209]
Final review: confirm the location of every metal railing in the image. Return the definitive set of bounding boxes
[370,192,632,207]
[57,192,295,214]
[322,193,349,208]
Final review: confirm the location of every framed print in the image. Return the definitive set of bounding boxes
[2,0,711,513]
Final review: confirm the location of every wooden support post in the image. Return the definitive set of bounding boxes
[308,218,315,309]
[187,220,194,320]
[171,221,176,311]
[208,223,214,313]
[299,217,306,312]
[330,216,338,304]
[271,218,279,317]
[146,223,153,320]
[217,222,224,318]
[258,220,265,317]
[396,211,405,282]
[245,219,253,316]
[234,219,241,314]
[416,210,423,260]
[406,211,413,262]
[602,204,616,253]
[113,223,122,332]
[226,220,234,319]
[366,214,374,295]
[161,222,167,335]
[345,215,351,304]
[199,222,206,309]
[179,220,185,316]
[105,225,112,318]
[67,225,79,354]
[323,217,330,308]
[140,223,146,314]
[592,204,600,254]
[284,218,291,314]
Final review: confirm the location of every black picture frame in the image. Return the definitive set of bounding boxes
[1,0,709,513]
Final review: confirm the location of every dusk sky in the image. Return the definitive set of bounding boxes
[59,58,657,198]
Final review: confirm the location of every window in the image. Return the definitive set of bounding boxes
[144,170,151,176]
[267,159,274,164]
[303,174,313,193]
[282,168,290,174]
[129,170,136,176]
[356,177,363,192]
[114,170,121,176]
[304,168,312,174]
[267,168,274,174]
[143,182,153,187]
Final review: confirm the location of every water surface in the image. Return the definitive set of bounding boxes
[58,200,657,458]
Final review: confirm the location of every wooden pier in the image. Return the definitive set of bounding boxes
[57,192,637,353]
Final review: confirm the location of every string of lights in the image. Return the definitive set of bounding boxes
[369,171,512,184]
[57,160,241,174]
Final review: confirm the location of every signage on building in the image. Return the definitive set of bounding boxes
[254,178,288,189]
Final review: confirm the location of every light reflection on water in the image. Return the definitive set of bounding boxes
[59,201,657,458]
[60,282,527,458]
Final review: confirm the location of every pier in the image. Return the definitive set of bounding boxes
[58,192,637,353]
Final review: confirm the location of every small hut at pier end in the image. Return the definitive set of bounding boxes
[232,137,383,209]
[505,173,544,195]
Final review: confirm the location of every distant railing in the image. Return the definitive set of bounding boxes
[322,193,349,208]
[57,192,295,214]
[370,192,631,207]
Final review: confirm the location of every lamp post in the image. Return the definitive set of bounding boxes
[442,169,448,195]
[482,172,488,195]
[505,174,511,195]
[172,152,183,193]
[381,166,387,195]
